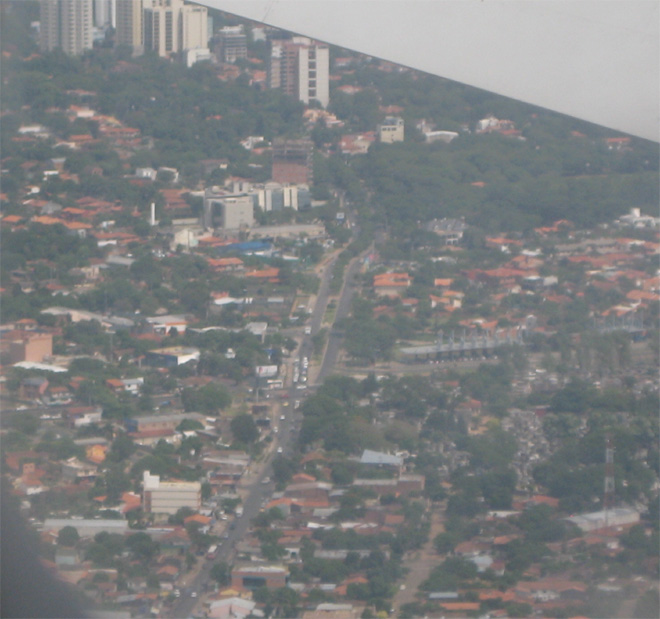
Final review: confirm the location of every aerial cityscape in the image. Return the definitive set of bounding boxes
[0,1,658,619]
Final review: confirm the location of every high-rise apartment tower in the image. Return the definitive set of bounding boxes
[143,0,207,58]
[115,0,144,55]
[40,0,93,56]
[269,36,329,108]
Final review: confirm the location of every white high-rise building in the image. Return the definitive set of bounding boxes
[143,0,207,58]
[180,1,207,51]
[269,37,329,108]
[40,0,93,56]
[93,0,115,28]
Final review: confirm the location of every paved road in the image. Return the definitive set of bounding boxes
[391,503,446,614]
[167,215,363,618]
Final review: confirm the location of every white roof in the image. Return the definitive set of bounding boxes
[360,449,403,466]
[13,361,67,373]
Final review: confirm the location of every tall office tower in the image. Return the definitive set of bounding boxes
[143,0,180,57]
[115,0,143,54]
[217,25,247,63]
[180,1,208,52]
[40,0,93,55]
[144,0,207,58]
[269,36,329,108]
[272,138,314,185]
[93,0,115,28]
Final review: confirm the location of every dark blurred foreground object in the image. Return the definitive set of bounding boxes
[1,479,88,618]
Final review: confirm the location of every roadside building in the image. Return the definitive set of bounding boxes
[565,507,640,533]
[144,346,200,368]
[142,471,201,515]
[9,331,53,364]
[231,564,288,589]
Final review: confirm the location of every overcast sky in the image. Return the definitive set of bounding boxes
[202,0,659,141]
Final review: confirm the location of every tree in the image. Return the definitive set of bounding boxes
[230,413,259,444]
[182,382,231,414]
[125,532,159,562]
[550,378,596,414]
[210,562,230,585]
[105,432,136,463]
[9,413,39,435]
[57,526,80,547]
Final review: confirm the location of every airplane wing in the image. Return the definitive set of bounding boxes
[199,0,659,142]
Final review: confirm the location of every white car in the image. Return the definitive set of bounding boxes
[277,446,283,454]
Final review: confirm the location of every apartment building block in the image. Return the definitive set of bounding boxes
[40,0,93,55]
[115,0,143,55]
[269,37,329,108]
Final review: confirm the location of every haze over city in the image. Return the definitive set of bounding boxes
[0,2,658,619]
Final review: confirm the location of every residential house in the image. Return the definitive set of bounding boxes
[373,272,411,298]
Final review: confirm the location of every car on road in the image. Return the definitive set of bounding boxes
[280,415,285,420]
[262,476,271,484]
[277,446,283,454]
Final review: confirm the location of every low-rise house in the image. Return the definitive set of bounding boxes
[514,579,587,603]
[373,272,411,297]
[61,457,98,482]
[64,406,103,428]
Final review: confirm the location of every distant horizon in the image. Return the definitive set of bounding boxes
[203,0,660,142]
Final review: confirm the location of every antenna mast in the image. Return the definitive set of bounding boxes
[604,434,615,527]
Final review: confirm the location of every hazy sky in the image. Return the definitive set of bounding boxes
[202,0,659,141]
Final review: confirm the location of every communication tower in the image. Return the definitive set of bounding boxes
[604,434,615,527]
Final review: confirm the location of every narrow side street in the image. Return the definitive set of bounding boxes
[391,505,445,615]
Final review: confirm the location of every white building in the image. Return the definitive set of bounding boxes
[143,0,208,58]
[142,471,201,515]
[378,117,404,143]
[93,0,115,28]
[203,191,254,230]
[565,507,640,532]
